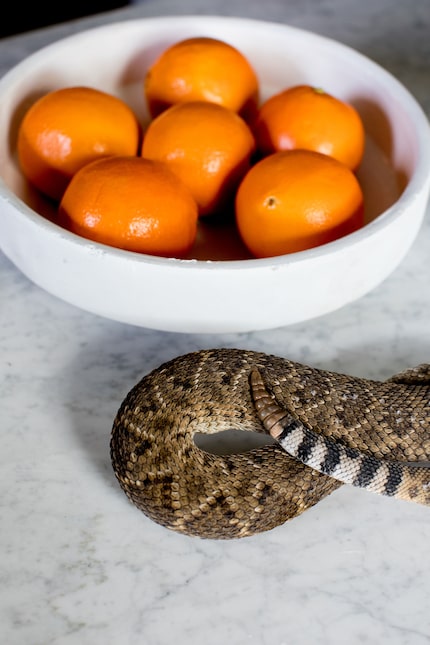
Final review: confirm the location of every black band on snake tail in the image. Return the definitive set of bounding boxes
[250,369,430,506]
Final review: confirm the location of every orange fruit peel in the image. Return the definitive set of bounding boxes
[141,101,255,216]
[235,149,364,258]
[58,156,198,258]
[144,36,259,122]
[253,84,365,171]
[17,86,141,201]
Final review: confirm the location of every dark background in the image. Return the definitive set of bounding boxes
[1,0,130,38]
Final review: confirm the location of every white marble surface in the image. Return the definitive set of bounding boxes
[1,1,430,644]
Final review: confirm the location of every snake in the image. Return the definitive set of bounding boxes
[110,348,430,539]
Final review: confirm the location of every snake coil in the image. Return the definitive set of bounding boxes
[110,348,430,539]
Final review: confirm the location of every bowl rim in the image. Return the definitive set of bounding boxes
[1,14,430,272]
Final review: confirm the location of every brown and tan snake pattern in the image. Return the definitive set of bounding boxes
[110,348,430,539]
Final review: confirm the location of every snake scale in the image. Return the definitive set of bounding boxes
[110,348,430,539]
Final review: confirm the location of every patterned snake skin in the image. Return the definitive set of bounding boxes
[110,348,430,539]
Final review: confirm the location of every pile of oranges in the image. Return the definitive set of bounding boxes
[17,36,366,259]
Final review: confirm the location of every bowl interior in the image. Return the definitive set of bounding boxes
[0,16,418,262]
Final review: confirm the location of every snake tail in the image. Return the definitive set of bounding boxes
[250,369,430,506]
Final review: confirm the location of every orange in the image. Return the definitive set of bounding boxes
[17,86,141,201]
[141,101,255,216]
[58,156,198,258]
[144,36,259,122]
[253,84,365,171]
[235,149,364,258]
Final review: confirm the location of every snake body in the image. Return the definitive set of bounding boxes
[110,348,430,539]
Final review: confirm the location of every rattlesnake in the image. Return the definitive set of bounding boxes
[110,348,430,539]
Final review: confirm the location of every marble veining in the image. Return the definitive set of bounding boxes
[1,1,430,644]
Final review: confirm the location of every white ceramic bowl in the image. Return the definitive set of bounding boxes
[0,16,429,333]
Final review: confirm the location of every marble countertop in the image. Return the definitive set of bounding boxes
[1,1,430,643]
